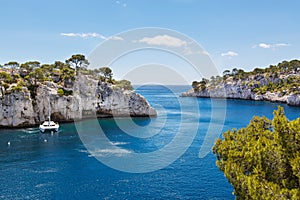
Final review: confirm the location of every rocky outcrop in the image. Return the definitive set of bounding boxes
[0,88,35,127]
[0,75,156,128]
[287,94,300,106]
[182,77,300,106]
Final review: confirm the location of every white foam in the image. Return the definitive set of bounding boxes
[77,146,132,157]
[22,129,39,134]
[35,182,53,188]
[88,148,132,157]
[33,168,58,174]
[77,149,89,153]
[109,141,128,146]
[35,183,47,188]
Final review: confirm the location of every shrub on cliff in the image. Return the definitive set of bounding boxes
[1,55,134,96]
[191,59,300,96]
[115,79,133,90]
[192,79,207,92]
[57,88,64,96]
[57,88,73,96]
[213,107,300,199]
[11,85,23,93]
[0,71,13,84]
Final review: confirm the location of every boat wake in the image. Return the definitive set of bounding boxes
[21,128,40,134]
[77,147,132,157]
[109,141,129,146]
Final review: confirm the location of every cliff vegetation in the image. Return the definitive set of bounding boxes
[183,59,300,106]
[0,54,156,127]
[0,54,133,97]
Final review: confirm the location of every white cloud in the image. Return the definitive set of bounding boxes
[60,32,124,41]
[275,43,290,47]
[109,36,124,41]
[221,51,238,58]
[252,43,290,49]
[60,32,106,39]
[183,47,210,56]
[258,43,271,49]
[138,35,187,47]
[115,1,127,7]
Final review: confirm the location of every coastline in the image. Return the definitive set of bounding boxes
[0,74,157,128]
[182,59,300,107]
[181,93,300,107]
[0,114,155,129]
[181,89,300,107]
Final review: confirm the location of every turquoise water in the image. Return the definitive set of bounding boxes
[1,85,300,199]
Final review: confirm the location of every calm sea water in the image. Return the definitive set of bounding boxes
[1,85,300,199]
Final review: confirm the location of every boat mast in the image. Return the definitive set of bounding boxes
[48,90,51,122]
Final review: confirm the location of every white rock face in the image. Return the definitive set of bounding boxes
[0,88,35,127]
[182,79,300,106]
[287,94,300,106]
[0,75,156,127]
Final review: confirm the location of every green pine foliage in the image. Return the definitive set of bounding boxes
[0,54,134,96]
[57,88,73,97]
[213,106,300,199]
[57,88,64,96]
[192,59,300,95]
[115,79,134,90]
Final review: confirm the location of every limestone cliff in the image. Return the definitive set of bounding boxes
[0,75,156,128]
[182,60,300,106]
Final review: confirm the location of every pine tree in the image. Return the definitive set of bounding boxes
[213,106,300,199]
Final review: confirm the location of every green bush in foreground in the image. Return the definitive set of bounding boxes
[213,106,300,199]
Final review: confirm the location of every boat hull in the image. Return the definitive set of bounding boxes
[39,127,59,133]
[39,121,59,133]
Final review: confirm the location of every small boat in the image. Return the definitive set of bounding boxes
[39,117,59,133]
[39,91,59,133]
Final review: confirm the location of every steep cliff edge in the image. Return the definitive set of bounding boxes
[0,74,156,128]
[182,60,300,106]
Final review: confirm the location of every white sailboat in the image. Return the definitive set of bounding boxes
[39,116,59,133]
[39,92,59,133]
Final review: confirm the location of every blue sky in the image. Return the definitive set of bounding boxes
[1,0,300,84]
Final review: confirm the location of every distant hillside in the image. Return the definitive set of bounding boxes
[182,59,300,106]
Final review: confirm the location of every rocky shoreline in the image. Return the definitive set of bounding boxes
[182,60,300,106]
[0,75,156,128]
[182,86,300,106]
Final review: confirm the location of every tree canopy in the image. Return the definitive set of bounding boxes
[4,61,19,71]
[213,107,300,199]
[0,54,134,96]
[65,54,89,71]
[99,67,112,78]
[115,79,133,90]
[192,59,300,95]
